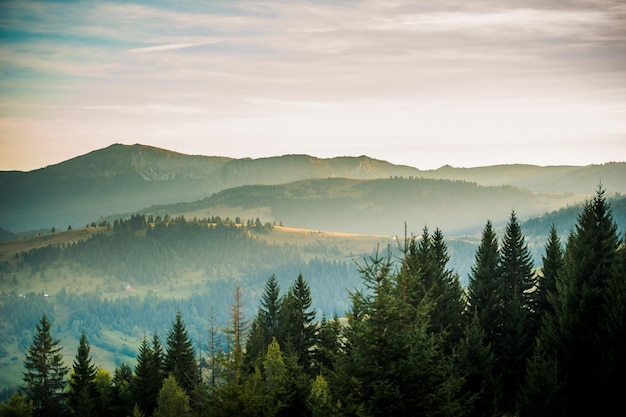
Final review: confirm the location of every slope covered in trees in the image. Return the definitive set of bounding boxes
[2,187,623,417]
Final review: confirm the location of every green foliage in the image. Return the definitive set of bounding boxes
[165,312,199,394]
[522,187,626,416]
[153,376,192,417]
[131,337,162,417]
[5,190,625,417]
[0,392,32,417]
[277,274,316,370]
[67,332,98,417]
[340,250,464,416]
[21,315,68,417]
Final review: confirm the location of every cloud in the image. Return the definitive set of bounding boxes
[1,0,625,170]
[126,40,221,54]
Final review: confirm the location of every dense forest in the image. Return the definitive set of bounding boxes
[0,187,624,417]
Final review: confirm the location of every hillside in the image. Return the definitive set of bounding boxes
[1,143,625,233]
[0,144,419,232]
[133,177,584,236]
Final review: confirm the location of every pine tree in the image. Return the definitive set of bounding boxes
[153,376,192,417]
[261,337,288,416]
[165,312,199,395]
[0,392,33,417]
[455,313,498,417]
[131,337,160,417]
[278,274,316,370]
[245,275,282,369]
[341,249,463,416]
[466,220,501,339]
[536,224,563,323]
[110,363,133,417]
[524,187,625,416]
[67,332,98,417]
[496,210,536,412]
[465,220,502,413]
[21,314,69,417]
[223,286,247,397]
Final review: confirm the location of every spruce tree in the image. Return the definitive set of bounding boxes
[153,376,192,417]
[165,312,199,395]
[466,220,502,413]
[131,337,160,417]
[536,224,563,323]
[466,220,501,339]
[278,274,316,370]
[0,392,33,417]
[341,250,463,416]
[67,332,98,417]
[525,187,625,416]
[496,210,536,412]
[110,363,133,417]
[245,275,282,369]
[455,314,498,417]
[22,314,69,417]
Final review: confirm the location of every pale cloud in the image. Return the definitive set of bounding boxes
[126,40,221,54]
[1,0,625,170]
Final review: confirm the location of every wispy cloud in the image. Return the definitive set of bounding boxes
[1,0,625,170]
[126,40,221,54]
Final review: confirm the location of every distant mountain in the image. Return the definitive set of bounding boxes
[133,177,583,236]
[423,163,626,195]
[1,143,624,233]
[0,144,420,232]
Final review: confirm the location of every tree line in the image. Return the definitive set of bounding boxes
[2,187,625,417]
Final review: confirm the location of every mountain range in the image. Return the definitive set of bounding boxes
[1,143,625,235]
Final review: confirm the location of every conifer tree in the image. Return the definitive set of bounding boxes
[222,286,247,397]
[536,224,563,323]
[165,312,199,395]
[496,210,536,412]
[522,187,625,416]
[342,250,463,416]
[110,363,133,417]
[466,220,501,339]
[465,220,502,413]
[67,332,98,417]
[278,274,316,370]
[455,314,498,417]
[153,376,192,417]
[245,275,282,369]
[0,392,33,417]
[131,337,160,417]
[22,314,68,417]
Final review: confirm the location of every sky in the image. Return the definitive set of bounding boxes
[1,0,625,171]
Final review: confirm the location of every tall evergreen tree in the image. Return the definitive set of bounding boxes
[465,220,502,413]
[67,332,98,417]
[455,313,498,417]
[496,210,536,412]
[21,314,68,417]
[466,220,501,339]
[110,363,133,417]
[153,376,192,417]
[0,392,33,417]
[340,250,463,416]
[245,275,282,369]
[522,187,625,416]
[278,274,316,370]
[131,337,160,417]
[536,224,563,323]
[165,312,199,395]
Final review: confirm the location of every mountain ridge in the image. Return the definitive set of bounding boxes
[1,143,625,233]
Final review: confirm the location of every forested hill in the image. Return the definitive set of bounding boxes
[1,143,625,232]
[126,177,582,236]
[0,144,420,232]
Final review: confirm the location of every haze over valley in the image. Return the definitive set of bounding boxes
[1,144,625,400]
